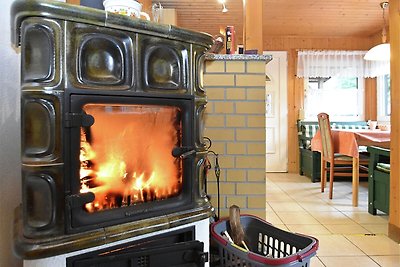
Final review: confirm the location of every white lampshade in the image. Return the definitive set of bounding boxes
[364,43,390,61]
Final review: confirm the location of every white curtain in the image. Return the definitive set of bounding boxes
[363,60,390,78]
[297,50,390,78]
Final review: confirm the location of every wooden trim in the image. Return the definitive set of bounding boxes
[139,0,152,14]
[389,223,400,243]
[364,78,377,120]
[388,0,400,242]
[291,51,303,172]
[289,49,300,172]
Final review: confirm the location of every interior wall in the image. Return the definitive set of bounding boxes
[1,0,22,266]
[263,36,377,173]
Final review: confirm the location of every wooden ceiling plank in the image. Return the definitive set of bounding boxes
[157,0,383,38]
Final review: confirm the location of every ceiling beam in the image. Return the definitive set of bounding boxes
[244,0,263,53]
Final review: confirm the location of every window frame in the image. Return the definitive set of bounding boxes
[303,76,365,122]
[377,74,390,122]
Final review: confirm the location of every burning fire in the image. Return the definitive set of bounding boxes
[80,104,182,212]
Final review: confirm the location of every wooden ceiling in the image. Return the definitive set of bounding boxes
[156,0,387,41]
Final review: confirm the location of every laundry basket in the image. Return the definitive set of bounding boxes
[210,215,318,267]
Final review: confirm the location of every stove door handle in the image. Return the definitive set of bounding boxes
[172,146,196,159]
[66,192,95,208]
[65,113,94,128]
[180,149,196,159]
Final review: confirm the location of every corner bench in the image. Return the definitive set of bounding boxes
[367,146,390,215]
[297,120,369,182]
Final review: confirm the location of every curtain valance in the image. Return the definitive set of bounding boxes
[297,50,389,78]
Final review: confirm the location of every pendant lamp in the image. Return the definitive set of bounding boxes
[364,2,390,61]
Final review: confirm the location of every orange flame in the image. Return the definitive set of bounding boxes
[80,104,182,212]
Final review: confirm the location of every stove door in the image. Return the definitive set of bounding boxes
[66,95,195,233]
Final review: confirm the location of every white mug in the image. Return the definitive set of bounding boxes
[368,120,378,130]
[103,0,150,20]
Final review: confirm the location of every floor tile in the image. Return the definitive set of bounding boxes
[266,173,300,182]
[324,224,370,235]
[297,201,339,212]
[286,224,331,235]
[286,191,325,201]
[266,184,284,193]
[324,196,355,206]
[310,256,325,267]
[370,255,400,267]
[330,203,369,212]
[361,224,388,235]
[318,256,380,267]
[268,201,305,212]
[265,210,284,225]
[265,202,273,212]
[275,211,320,225]
[345,235,400,255]
[311,211,355,225]
[266,192,293,201]
[343,211,389,224]
[313,234,365,256]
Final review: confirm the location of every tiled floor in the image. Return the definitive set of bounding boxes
[266,172,400,267]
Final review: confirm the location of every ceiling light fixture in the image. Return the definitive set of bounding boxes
[218,0,228,13]
[222,4,228,13]
[364,2,390,61]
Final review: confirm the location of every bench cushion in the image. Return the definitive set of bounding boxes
[303,124,319,138]
[332,124,369,130]
[376,163,391,173]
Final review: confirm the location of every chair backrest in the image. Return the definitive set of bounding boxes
[317,113,334,160]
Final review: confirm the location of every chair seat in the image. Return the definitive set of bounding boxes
[333,153,369,164]
[333,154,353,161]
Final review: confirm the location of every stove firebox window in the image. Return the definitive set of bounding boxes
[79,104,182,212]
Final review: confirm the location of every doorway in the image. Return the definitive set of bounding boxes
[264,51,288,172]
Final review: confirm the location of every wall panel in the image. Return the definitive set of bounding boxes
[388,0,400,242]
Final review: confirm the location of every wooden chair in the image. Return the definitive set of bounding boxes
[317,113,369,200]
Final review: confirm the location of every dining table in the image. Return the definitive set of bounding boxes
[311,128,390,206]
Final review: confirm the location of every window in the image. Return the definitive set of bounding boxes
[377,74,390,122]
[304,75,364,121]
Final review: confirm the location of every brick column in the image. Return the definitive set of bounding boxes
[204,55,269,219]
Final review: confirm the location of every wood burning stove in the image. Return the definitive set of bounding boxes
[11,0,213,263]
